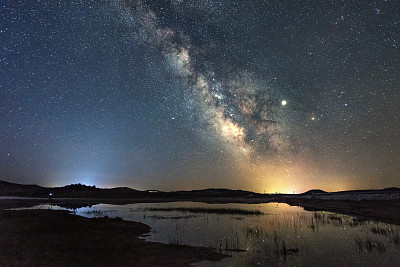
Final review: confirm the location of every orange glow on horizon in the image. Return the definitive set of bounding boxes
[234,157,355,194]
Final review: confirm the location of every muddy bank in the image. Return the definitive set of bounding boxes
[0,209,228,266]
[284,199,400,226]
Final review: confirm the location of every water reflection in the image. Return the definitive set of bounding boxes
[29,202,400,266]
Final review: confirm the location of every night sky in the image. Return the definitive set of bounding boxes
[1,0,399,193]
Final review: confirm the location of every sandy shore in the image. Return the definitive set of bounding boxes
[0,208,228,266]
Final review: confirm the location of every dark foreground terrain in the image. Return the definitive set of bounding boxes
[0,208,227,267]
[1,180,400,266]
[285,199,400,226]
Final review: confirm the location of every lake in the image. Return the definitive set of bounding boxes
[30,202,400,266]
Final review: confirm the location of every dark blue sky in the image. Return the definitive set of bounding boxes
[1,0,399,192]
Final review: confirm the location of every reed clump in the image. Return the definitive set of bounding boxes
[143,207,263,216]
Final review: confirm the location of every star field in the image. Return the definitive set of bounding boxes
[1,0,399,192]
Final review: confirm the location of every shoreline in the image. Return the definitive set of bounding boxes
[1,197,400,265]
[2,196,400,226]
[0,208,228,266]
[283,198,400,226]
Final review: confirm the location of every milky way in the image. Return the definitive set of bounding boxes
[1,0,399,192]
[113,0,292,161]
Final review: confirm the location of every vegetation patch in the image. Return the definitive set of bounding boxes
[143,207,263,215]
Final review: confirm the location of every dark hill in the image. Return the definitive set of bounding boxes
[172,188,257,198]
[301,189,327,195]
[0,180,150,198]
[1,179,399,199]
[0,180,46,197]
[382,187,400,192]
[0,180,261,199]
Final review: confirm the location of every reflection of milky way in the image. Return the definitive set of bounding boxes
[113,0,290,159]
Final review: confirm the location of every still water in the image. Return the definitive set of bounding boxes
[35,202,400,266]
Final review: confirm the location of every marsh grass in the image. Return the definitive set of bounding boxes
[244,226,265,239]
[370,226,391,236]
[143,214,199,220]
[393,235,400,247]
[327,214,343,226]
[349,217,368,227]
[280,241,299,255]
[354,236,386,253]
[86,210,104,217]
[365,239,386,253]
[308,218,317,232]
[219,232,241,251]
[168,237,183,245]
[143,207,263,216]
[272,238,299,261]
[308,211,366,230]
